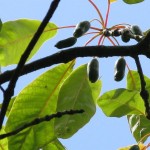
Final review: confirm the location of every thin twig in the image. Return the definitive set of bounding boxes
[0,85,5,93]
[0,0,60,129]
[0,109,84,140]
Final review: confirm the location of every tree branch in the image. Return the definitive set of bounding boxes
[0,109,84,140]
[0,32,150,85]
[132,31,150,119]
[133,55,150,119]
[0,0,60,129]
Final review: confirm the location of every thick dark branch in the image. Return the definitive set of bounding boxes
[132,32,150,119]
[0,45,137,84]
[1,32,150,85]
[0,0,60,129]
[0,109,84,140]
[133,56,150,119]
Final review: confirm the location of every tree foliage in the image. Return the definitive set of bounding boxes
[0,0,150,150]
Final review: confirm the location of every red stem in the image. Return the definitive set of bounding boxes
[84,33,100,46]
[90,26,103,31]
[88,0,105,28]
[104,0,110,28]
[107,36,116,46]
[98,34,104,45]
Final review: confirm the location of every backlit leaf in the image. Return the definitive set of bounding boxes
[97,88,145,117]
[143,29,150,36]
[54,64,101,138]
[127,70,150,91]
[118,143,145,150]
[42,139,66,150]
[5,62,74,150]
[0,19,57,66]
[0,19,2,32]
[128,115,150,142]
[127,70,150,142]
[0,128,8,150]
[110,0,117,3]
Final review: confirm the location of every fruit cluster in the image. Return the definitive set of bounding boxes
[54,21,144,83]
[55,21,91,49]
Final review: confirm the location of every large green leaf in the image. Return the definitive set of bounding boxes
[128,115,150,142]
[123,0,144,4]
[127,70,150,142]
[42,139,66,150]
[0,128,8,150]
[127,70,150,91]
[0,19,57,66]
[89,80,102,104]
[143,29,150,36]
[54,64,101,138]
[5,62,74,150]
[0,19,2,32]
[97,88,145,117]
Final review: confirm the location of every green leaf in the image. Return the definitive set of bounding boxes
[0,19,57,66]
[54,64,101,138]
[5,97,16,117]
[123,0,144,4]
[89,80,102,104]
[0,19,2,32]
[42,139,66,150]
[118,144,144,150]
[97,88,145,117]
[0,128,8,150]
[5,62,74,150]
[127,70,150,115]
[143,29,150,36]
[127,70,150,91]
[128,115,150,142]
[127,70,150,142]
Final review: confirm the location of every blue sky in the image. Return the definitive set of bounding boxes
[0,0,150,149]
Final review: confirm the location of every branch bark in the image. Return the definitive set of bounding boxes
[0,32,150,85]
[133,56,150,119]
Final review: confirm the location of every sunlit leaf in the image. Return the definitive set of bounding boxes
[127,70,150,91]
[97,88,145,117]
[118,143,145,150]
[128,115,150,142]
[54,64,101,138]
[127,70,150,142]
[42,139,66,150]
[89,80,102,104]
[143,29,150,36]
[127,70,150,106]
[110,0,117,3]
[118,145,131,150]
[0,128,8,150]
[0,19,2,32]
[5,62,74,150]
[0,19,57,66]
[123,0,144,4]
